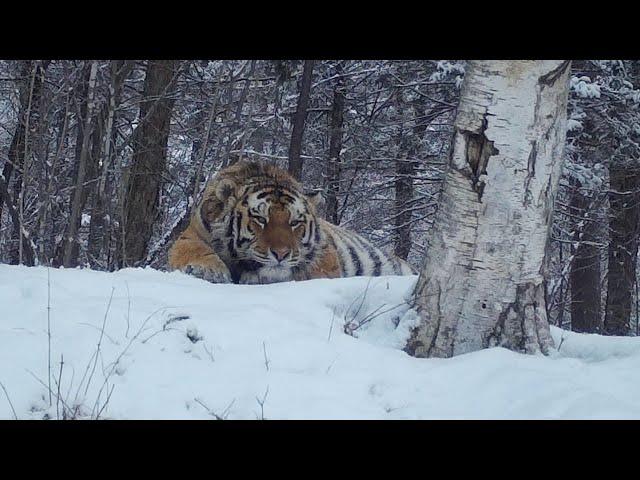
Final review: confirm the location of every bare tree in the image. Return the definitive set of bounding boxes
[406,60,571,358]
[222,60,256,167]
[60,61,99,267]
[87,60,134,269]
[288,60,315,180]
[325,62,345,224]
[568,179,602,333]
[0,61,47,220]
[121,60,180,267]
[604,163,640,335]
[393,90,428,260]
[548,60,640,335]
[1,60,49,264]
[0,174,35,265]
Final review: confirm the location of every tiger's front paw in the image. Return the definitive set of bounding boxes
[183,264,232,284]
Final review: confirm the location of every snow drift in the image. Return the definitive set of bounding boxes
[1,264,639,419]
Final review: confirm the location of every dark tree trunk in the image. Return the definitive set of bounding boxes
[59,61,99,268]
[1,60,48,264]
[1,62,40,218]
[0,174,35,265]
[145,88,219,269]
[121,60,180,267]
[604,163,640,336]
[288,60,314,180]
[325,63,345,224]
[36,92,71,265]
[569,181,602,333]
[556,241,566,328]
[394,98,426,260]
[394,157,415,260]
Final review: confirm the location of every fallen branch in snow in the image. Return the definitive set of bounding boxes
[194,398,223,419]
[344,303,387,336]
[327,308,336,342]
[194,397,235,420]
[203,342,215,363]
[162,313,191,330]
[255,386,269,420]
[325,356,339,375]
[0,380,18,420]
[262,341,270,372]
[557,335,566,352]
[342,284,408,338]
[139,310,189,344]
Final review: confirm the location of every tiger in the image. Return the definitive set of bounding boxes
[168,160,415,284]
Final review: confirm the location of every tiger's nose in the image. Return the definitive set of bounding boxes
[271,247,291,262]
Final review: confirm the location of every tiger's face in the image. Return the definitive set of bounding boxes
[228,185,321,281]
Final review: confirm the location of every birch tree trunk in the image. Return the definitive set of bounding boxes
[406,60,571,358]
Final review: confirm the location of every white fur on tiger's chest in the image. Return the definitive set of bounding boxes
[239,265,295,285]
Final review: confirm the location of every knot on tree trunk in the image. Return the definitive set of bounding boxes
[460,119,499,201]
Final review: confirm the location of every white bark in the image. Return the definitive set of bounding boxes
[406,60,571,358]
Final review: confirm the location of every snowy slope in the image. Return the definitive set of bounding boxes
[1,264,640,420]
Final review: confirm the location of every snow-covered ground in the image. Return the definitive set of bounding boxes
[1,264,640,420]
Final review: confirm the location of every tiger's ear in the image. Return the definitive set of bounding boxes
[215,178,237,204]
[306,190,325,210]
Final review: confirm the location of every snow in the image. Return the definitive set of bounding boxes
[564,162,605,190]
[566,119,582,132]
[1,264,640,420]
[570,76,601,99]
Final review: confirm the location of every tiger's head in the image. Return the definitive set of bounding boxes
[202,162,324,283]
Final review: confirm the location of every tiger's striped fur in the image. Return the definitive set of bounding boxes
[168,161,415,284]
